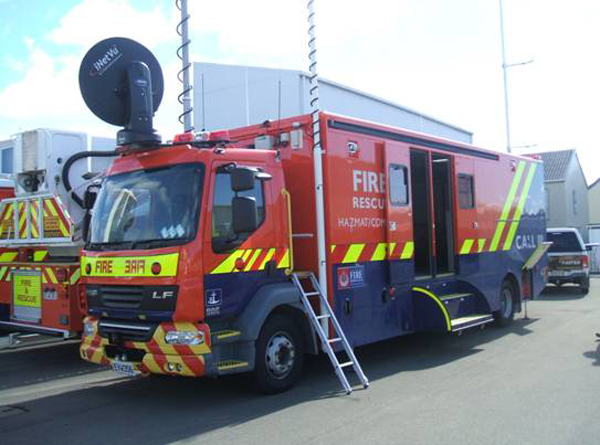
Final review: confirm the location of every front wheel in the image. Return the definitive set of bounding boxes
[253,314,305,394]
[494,280,516,327]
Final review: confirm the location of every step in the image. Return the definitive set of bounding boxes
[211,330,241,344]
[216,360,249,372]
[451,314,494,332]
[439,292,473,301]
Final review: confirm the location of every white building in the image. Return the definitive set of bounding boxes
[193,63,472,143]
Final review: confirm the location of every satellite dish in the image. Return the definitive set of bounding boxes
[79,37,164,146]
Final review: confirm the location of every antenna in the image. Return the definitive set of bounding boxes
[79,37,164,146]
[176,0,194,132]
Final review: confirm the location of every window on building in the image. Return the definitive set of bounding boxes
[212,170,265,252]
[573,189,578,215]
[458,174,475,209]
[1,147,13,174]
[388,164,409,206]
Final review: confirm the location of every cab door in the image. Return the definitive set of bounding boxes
[382,142,412,284]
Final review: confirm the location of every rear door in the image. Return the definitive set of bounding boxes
[382,142,412,284]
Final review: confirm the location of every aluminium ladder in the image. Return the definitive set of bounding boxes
[291,272,369,394]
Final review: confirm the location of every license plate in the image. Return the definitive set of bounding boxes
[111,360,141,377]
[549,270,567,277]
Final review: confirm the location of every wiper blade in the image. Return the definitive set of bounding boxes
[131,238,186,249]
[87,241,135,251]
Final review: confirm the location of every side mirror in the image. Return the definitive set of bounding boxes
[84,186,98,210]
[231,167,272,192]
[232,196,258,234]
[231,167,256,192]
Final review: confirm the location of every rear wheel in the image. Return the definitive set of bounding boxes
[580,277,590,294]
[253,314,305,394]
[494,280,516,327]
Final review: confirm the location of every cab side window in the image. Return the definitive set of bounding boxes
[212,171,265,252]
[458,174,475,209]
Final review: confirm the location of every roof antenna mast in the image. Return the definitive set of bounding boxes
[307,0,328,332]
[176,0,194,132]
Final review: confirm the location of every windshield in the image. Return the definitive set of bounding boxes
[547,231,583,253]
[88,163,204,250]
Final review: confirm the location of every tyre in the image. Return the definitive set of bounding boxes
[494,280,516,327]
[253,314,305,394]
[580,277,590,294]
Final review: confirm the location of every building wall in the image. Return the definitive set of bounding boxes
[193,63,472,144]
[560,157,589,241]
[546,181,566,229]
[588,182,600,225]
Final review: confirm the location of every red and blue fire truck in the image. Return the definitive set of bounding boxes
[78,38,547,393]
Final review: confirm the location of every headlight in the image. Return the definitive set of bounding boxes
[83,320,95,337]
[164,330,205,345]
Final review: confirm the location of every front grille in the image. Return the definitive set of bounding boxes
[87,285,178,312]
[98,319,157,342]
[99,286,144,309]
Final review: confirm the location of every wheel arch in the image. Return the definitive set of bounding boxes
[234,282,318,354]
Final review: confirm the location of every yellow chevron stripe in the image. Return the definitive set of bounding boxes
[211,250,247,274]
[34,251,48,262]
[503,163,538,250]
[371,243,388,261]
[70,268,81,285]
[489,161,526,251]
[244,249,262,272]
[401,241,414,260]
[45,268,58,284]
[277,249,290,269]
[413,287,451,331]
[342,244,365,263]
[257,248,276,270]
[330,245,336,253]
[46,199,70,237]
[478,238,486,253]
[460,239,474,255]
[0,252,17,263]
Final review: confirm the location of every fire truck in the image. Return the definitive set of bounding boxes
[0,129,114,339]
[78,38,548,393]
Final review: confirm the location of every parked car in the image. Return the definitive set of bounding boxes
[546,228,590,293]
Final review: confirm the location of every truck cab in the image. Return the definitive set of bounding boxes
[80,136,304,391]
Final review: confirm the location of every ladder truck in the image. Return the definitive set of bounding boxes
[0,128,114,340]
[77,38,548,393]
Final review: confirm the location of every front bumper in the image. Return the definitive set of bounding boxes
[80,317,212,377]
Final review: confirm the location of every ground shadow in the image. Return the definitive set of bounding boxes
[0,341,107,391]
[0,317,538,445]
[537,285,588,301]
[583,338,600,366]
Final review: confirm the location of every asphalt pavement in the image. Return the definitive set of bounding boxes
[1,280,599,445]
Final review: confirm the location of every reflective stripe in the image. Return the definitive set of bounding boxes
[503,163,538,250]
[244,249,262,272]
[258,248,276,270]
[330,245,336,253]
[277,249,290,269]
[46,268,58,284]
[413,287,451,331]
[371,243,388,261]
[0,252,17,263]
[82,253,179,277]
[489,161,526,251]
[478,238,486,253]
[460,239,474,255]
[401,241,414,260]
[211,250,246,274]
[342,244,365,263]
[34,251,48,262]
[70,268,81,285]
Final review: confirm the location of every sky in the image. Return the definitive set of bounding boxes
[1,0,599,183]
